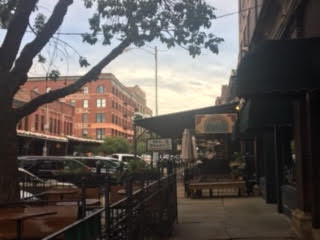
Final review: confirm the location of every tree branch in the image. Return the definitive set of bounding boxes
[0,0,38,71]
[10,0,73,92]
[15,37,132,119]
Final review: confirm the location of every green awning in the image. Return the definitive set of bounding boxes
[135,103,238,138]
[237,38,320,97]
[238,96,293,134]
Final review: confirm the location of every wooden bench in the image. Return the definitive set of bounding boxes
[188,180,246,198]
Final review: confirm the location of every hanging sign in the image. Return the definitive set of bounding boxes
[195,114,237,134]
[147,138,172,151]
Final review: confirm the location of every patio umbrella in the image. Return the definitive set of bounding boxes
[181,129,194,164]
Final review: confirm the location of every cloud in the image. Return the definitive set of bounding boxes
[0,0,239,115]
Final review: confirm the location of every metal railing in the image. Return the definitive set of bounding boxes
[42,171,177,240]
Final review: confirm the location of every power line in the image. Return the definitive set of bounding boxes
[0,4,259,36]
[216,4,262,19]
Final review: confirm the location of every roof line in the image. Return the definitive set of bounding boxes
[135,102,239,122]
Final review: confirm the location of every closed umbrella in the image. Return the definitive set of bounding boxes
[181,129,194,164]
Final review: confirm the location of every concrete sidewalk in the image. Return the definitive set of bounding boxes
[169,183,297,240]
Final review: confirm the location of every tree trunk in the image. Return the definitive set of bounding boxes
[0,97,19,203]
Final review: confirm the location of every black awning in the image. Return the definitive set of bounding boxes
[237,38,320,97]
[238,96,293,134]
[134,102,238,138]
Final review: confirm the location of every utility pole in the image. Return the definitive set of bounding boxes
[155,46,158,116]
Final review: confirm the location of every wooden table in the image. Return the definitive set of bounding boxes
[42,189,79,201]
[188,181,246,197]
[0,210,57,240]
[56,199,100,206]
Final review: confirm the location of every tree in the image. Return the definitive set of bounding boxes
[137,141,147,155]
[98,137,130,155]
[0,0,223,203]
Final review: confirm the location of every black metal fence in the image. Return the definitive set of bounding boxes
[41,172,177,240]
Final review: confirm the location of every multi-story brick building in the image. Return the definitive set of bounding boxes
[14,87,75,155]
[15,87,75,137]
[127,85,153,118]
[23,73,151,140]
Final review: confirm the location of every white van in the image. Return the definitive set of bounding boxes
[111,153,140,164]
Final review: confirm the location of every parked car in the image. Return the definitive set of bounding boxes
[20,190,38,200]
[111,153,140,164]
[18,156,91,178]
[73,156,120,176]
[141,154,152,164]
[19,167,76,196]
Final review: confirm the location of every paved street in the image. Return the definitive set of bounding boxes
[169,182,297,240]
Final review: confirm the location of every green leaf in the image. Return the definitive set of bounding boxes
[33,13,46,34]
[79,56,90,67]
[37,54,46,63]
[48,70,60,81]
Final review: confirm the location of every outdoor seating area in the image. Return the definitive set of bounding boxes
[0,205,77,240]
[186,177,246,198]
[0,163,178,240]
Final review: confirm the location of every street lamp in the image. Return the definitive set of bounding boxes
[124,46,158,116]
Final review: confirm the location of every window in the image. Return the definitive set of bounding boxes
[34,114,39,131]
[54,119,57,134]
[112,101,115,109]
[69,123,73,135]
[96,99,106,108]
[58,120,61,134]
[23,117,29,131]
[70,99,75,106]
[96,113,105,123]
[96,128,105,140]
[17,120,22,129]
[112,87,115,94]
[83,86,89,94]
[96,85,105,93]
[82,129,88,137]
[49,118,53,133]
[112,114,115,123]
[82,113,88,123]
[83,99,89,108]
[41,116,45,131]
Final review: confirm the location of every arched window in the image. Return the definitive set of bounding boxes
[96,85,105,93]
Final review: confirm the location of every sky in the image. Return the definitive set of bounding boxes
[1,0,239,115]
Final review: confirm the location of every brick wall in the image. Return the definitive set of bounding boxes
[14,88,74,136]
[22,73,150,140]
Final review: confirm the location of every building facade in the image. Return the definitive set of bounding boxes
[14,88,75,155]
[236,1,320,239]
[23,73,151,141]
[15,88,74,137]
[127,85,153,118]
[239,0,320,59]
[215,70,237,105]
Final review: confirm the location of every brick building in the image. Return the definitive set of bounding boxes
[23,73,151,140]
[127,85,153,118]
[14,87,75,155]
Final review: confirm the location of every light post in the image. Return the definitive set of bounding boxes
[154,46,158,116]
[124,46,159,116]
